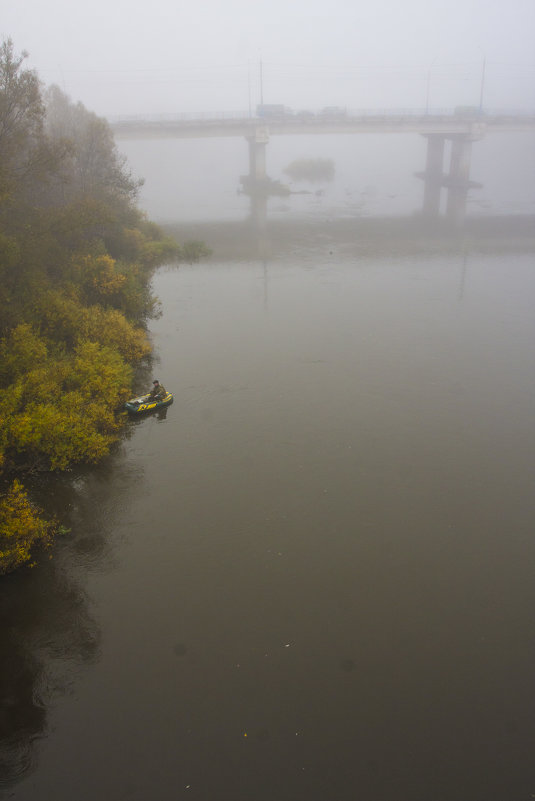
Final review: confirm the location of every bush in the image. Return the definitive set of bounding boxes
[180,240,212,263]
[0,480,56,574]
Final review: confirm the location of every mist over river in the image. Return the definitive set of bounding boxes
[1,133,535,801]
[120,131,535,222]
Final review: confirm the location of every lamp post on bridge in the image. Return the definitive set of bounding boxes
[248,61,252,118]
[479,56,486,113]
[425,59,438,115]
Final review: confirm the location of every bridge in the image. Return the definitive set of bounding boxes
[110,109,535,224]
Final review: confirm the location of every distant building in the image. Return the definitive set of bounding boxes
[256,104,291,119]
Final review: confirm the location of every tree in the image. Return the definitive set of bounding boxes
[0,38,43,177]
[0,39,207,573]
[0,39,62,212]
[45,85,142,205]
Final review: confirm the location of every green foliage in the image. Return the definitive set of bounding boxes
[180,240,212,263]
[140,236,182,267]
[0,479,56,574]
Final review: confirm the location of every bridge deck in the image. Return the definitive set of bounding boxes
[111,113,535,140]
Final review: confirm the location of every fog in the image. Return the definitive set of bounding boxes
[2,0,535,116]
[2,4,535,800]
[4,0,534,224]
[116,131,534,225]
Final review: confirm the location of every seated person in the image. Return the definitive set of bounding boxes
[148,379,166,401]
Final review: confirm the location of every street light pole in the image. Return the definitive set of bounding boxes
[247,62,252,117]
[479,56,486,113]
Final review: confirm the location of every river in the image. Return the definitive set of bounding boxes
[1,133,535,801]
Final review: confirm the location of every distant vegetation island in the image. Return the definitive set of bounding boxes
[239,175,291,197]
[0,38,209,574]
[283,158,335,182]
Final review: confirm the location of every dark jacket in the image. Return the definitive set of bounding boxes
[149,383,166,400]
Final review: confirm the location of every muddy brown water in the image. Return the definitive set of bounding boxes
[1,227,535,800]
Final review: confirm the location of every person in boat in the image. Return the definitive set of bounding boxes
[147,379,167,401]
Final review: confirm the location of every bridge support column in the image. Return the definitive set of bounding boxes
[421,134,446,217]
[445,135,473,226]
[247,127,269,184]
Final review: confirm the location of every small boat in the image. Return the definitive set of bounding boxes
[124,392,174,414]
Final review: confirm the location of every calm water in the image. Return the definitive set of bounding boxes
[1,134,535,800]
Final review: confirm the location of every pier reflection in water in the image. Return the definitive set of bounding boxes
[1,213,534,801]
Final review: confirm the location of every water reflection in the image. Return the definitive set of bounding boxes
[0,561,100,786]
[0,457,145,790]
[165,213,535,266]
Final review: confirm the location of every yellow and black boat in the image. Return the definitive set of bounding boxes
[125,392,173,414]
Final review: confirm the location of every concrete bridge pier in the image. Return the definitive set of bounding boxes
[418,128,483,224]
[420,134,446,217]
[247,127,269,184]
[445,134,475,226]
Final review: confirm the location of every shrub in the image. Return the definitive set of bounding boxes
[0,480,56,574]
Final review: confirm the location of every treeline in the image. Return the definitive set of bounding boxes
[0,40,207,573]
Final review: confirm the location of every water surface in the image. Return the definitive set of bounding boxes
[2,235,534,800]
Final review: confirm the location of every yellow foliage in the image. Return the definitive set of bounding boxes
[68,340,133,404]
[0,479,55,574]
[0,323,48,384]
[2,341,132,471]
[20,361,70,405]
[10,397,115,470]
[80,307,151,362]
[76,253,127,298]
[38,290,150,361]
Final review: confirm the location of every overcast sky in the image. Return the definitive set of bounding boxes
[2,0,534,116]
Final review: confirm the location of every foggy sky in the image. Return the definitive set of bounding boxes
[2,0,534,116]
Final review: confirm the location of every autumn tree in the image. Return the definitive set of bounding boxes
[0,39,203,573]
[45,84,142,205]
[0,38,44,193]
[0,39,67,216]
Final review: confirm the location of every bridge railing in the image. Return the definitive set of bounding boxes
[108,108,458,124]
[108,107,535,127]
[107,111,253,123]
